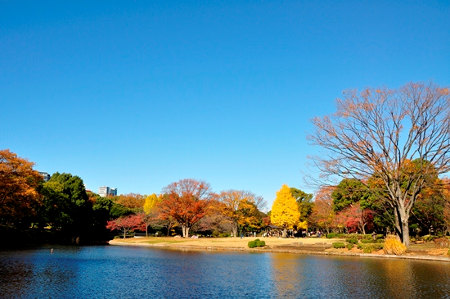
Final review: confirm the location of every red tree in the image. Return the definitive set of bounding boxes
[106,214,145,238]
[336,202,374,234]
[159,179,211,238]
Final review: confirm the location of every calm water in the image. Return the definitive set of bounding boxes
[0,246,448,298]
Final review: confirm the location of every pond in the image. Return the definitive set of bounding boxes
[0,246,448,298]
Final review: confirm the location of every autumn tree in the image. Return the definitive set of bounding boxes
[116,193,145,211]
[0,149,43,227]
[310,82,449,246]
[142,193,161,237]
[308,186,335,233]
[159,179,211,238]
[336,202,374,234]
[271,184,301,237]
[218,190,265,237]
[106,214,145,238]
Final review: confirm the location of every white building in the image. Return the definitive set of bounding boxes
[98,186,117,197]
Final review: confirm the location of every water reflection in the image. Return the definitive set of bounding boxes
[270,253,304,297]
[0,247,448,298]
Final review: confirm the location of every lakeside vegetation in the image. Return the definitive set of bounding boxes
[1,82,448,254]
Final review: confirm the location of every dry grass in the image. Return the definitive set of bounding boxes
[110,236,338,250]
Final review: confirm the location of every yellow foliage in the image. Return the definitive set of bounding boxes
[143,193,160,215]
[383,235,407,255]
[271,185,301,229]
[297,220,308,230]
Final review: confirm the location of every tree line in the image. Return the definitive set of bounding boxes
[1,82,448,247]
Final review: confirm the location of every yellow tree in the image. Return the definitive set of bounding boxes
[271,184,301,237]
[142,193,161,237]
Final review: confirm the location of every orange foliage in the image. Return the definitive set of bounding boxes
[159,179,211,237]
[116,193,145,210]
[0,149,43,225]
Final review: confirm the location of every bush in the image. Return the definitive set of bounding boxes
[333,242,346,249]
[347,244,353,250]
[326,233,338,239]
[363,246,373,253]
[346,237,358,245]
[361,239,384,244]
[248,239,265,248]
[384,235,407,255]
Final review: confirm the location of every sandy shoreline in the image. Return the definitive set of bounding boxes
[109,237,450,262]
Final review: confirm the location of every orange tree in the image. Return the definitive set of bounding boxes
[159,179,211,238]
[0,149,43,227]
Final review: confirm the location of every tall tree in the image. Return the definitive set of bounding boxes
[159,179,211,238]
[271,184,301,237]
[0,149,43,227]
[310,82,449,245]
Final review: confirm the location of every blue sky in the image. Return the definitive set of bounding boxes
[1,0,449,209]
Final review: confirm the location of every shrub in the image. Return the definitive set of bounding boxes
[363,246,373,253]
[347,244,353,250]
[326,233,338,239]
[346,237,358,245]
[357,244,363,250]
[360,239,373,244]
[333,242,346,249]
[248,239,265,248]
[384,235,407,255]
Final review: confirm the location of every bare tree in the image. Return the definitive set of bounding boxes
[309,82,449,246]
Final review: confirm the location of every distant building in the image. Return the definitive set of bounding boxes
[39,172,51,182]
[99,186,117,197]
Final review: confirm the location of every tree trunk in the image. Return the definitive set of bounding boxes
[232,223,238,238]
[395,203,411,247]
[182,225,190,238]
[145,224,148,237]
[282,228,287,238]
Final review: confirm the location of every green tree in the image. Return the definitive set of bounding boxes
[271,184,301,237]
[331,178,368,212]
[41,172,93,243]
[290,187,313,222]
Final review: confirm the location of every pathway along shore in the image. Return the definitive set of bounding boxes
[109,237,450,262]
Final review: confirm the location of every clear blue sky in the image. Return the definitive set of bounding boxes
[1,0,449,209]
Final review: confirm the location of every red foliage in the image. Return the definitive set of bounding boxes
[159,179,211,237]
[106,214,145,238]
[336,202,374,233]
